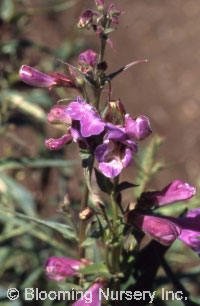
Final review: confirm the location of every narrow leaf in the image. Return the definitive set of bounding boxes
[94,168,113,194]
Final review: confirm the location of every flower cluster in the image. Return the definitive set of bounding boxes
[127,180,199,253]
[19,50,152,178]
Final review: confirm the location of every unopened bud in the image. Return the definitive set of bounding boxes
[45,133,72,150]
[19,65,56,88]
[107,4,122,24]
[95,0,104,11]
[79,207,94,221]
[77,10,95,29]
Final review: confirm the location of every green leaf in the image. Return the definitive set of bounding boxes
[79,263,112,278]
[81,237,96,248]
[20,268,43,290]
[0,173,36,216]
[134,135,163,197]
[94,168,113,194]
[0,157,76,170]
[13,212,78,241]
[117,181,138,193]
[57,60,96,86]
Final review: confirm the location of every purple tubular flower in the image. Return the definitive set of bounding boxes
[77,10,95,28]
[65,98,105,137]
[19,65,56,88]
[45,134,72,150]
[78,49,98,67]
[72,283,102,306]
[140,180,196,207]
[95,124,138,178]
[125,114,152,141]
[19,66,77,89]
[127,212,181,246]
[170,209,200,254]
[45,256,83,281]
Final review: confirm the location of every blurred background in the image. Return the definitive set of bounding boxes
[0,0,200,305]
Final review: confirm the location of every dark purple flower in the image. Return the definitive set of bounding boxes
[72,283,102,306]
[78,49,98,68]
[19,65,76,89]
[140,180,196,207]
[45,133,72,150]
[170,208,200,254]
[125,114,152,141]
[127,212,181,246]
[95,124,138,178]
[107,4,122,24]
[77,10,95,28]
[45,256,83,281]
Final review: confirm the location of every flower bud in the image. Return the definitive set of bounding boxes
[95,0,104,11]
[19,65,56,88]
[47,105,72,125]
[45,134,72,150]
[127,212,181,246]
[125,114,152,141]
[79,207,94,221]
[140,180,196,207]
[105,99,126,124]
[107,4,122,24]
[45,256,84,281]
[78,49,98,68]
[77,10,95,29]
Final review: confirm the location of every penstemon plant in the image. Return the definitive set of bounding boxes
[19,1,200,305]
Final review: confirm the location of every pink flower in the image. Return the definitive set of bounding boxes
[139,180,196,207]
[72,283,102,306]
[19,65,76,89]
[127,212,181,246]
[125,114,152,141]
[45,256,84,281]
[78,49,98,68]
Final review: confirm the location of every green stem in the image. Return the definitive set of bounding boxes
[78,181,89,258]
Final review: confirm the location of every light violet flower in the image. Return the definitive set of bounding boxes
[95,124,138,178]
[170,208,200,255]
[127,212,181,246]
[77,10,95,28]
[47,97,105,138]
[45,134,72,150]
[125,114,152,141]
[19,65,76,89]
[65,98,105,137]
[72,283,102,306]
[78,49,98,68]
[45,256,83,281]
[139,180,196,207]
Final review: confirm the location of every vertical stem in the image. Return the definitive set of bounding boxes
[78,181,89,258]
